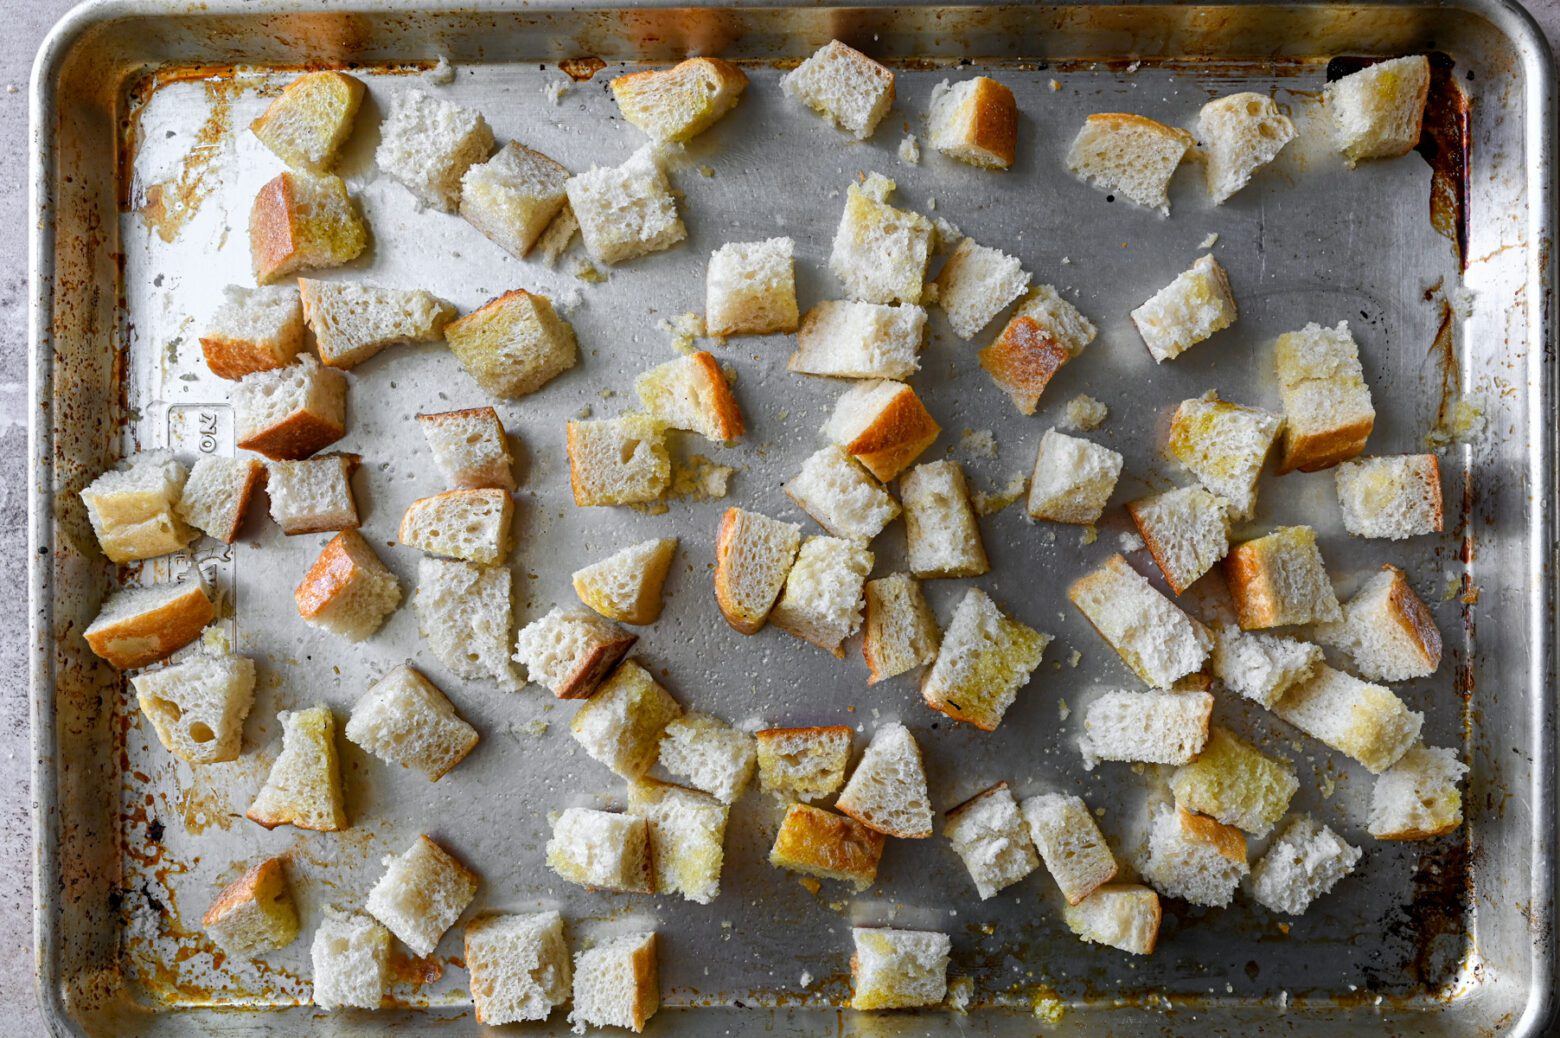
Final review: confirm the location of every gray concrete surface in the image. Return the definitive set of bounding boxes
[4,1,1557,1034]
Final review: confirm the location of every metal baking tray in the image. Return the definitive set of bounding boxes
[29,1,1558,1034]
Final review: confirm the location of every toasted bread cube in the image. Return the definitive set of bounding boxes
[178,456,264,543]
[922,588,1050,731]
[515,607,637,700]
[1224,525,1342,629]
[628,779,728,904]
[901,459,987,578]
[249,172,366,284]
[202,857,299,958]
[1064,885,1161,954]
[294,530,401,641]
[1335,454,1442,539]
[1131,254,1237,363]
[1166,391,1282,519]
[927,76,1017,169]
[1369,744,1467,839]
[247,705,346,832]
[311,909,391,1010]
[828,174,933,306]
[706,237,798,336]
[250,70,364,173]
[755,726,853,801]
[376,89,493,212]
[862,573,940,684]
[132,652,256,764]
[416,407,516,491]
[572,537,678,625]
[1066,113,1195,214]
[566,415,670,507]
[769,536,872,657]
[366,835,479,957]
[769,802,883,891]
[783,40,895,139]
[1144,806,1248,908]
[266,453,359,535]
[1272,664,1422,774]
[298,279,453,370]
[1198,92,1296,203]
[1126,485,1231,595]
[1070,554,1212,689]
[233,356,347,461]
[612,57,748,143]
[1326,55,1431,165]
[570,932,659,1033]
[1078,690,1214,769]
[398,488,512,566]
[1027,429,1123,525]
[1275,320,1375,473]
[979,285,1097,415]
[790,301,926,380]
[465,912,571,1024]
[546,808,653,893]
[1249,816,1362,915]
[446,289,578,400]
[1210,624,1322,708]
[81,450,196,563]
[1021,793,1118,906]
[822,379,941,482]
[1169,727,1298,837]
[850,928,949,1010]
[1316,565,1442,681]
[934,237,1030,340]
[459,141,571,259]
[634,352,745,442]
[944,784,1039,899]
[786,446,899,544]
[565,145,685,265]
[345,664,478,780]
[569,660,681,778]
[84,578,216,670]
[200,285,306,380]
[416,558,520,688]
[836,722,933,839]
[713,507,803,634]
[657,711,756,803]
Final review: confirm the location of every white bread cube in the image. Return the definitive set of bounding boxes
[628,779,728,904]
[1335,454,1443,539]
[769,801,883,891]
[294,529,401,641]
[565,145,685,265]
[1027,428,1123,525]
[298,279,453,370]
[398,488,512,566]
[200,284,306,380]
[1325,56,1431,165]
[790,301,926,380]
[1143,806,1248,908]
[514,607,637,700]
[979,285,1097,415]
[901,459,987,578]
[566,415,671,507]
[250,70,364,173]
[922,587,1049,731]
[943,783,1038,899]
[572,537,678,625]
[782,40,895,139]
[786,445,899,543]
[1166,391,1282,519]
[755,726,852,801]
[178,455,264,543]
[132,652,256,765]
[1210,624,1322,708]
[705,237,798,336]
[1197,92,1296,204]
[1315,564,1442,681]
[1069,554,1212,689]
[569,659,681,777]
[459,141,570,259]
[416,558,520,688]
[634,352,745,442]
[822,379,941,482]
[1125,485,1231,595]
[1130,254,1238,363]
[1248,815,1361,915]
[375,89,493,212]
[1224,525,1341,629]
[570,932,659,1033]
[345,664,478,781]
[546,808,653,893]
[850,928,949,1010]
[365,835,480,957]
[657,711,756,803]
[770,535,873,657]
[612,57,748,143]
[232,355,346,461]
[1275,320,1375,473]
[1065,113,1195,214]
[446,289,577,400]
[202,857,298,958]
[862,573,940,684]
[1078,689,1214,769]
[265,453,359,535]
[828,174,933,306]
[311,909,390,1010]
[1368,744,1467,839]
[249,171,367,284]
[713,507,802,634]
[83,578,215,670]
[81,450,195,563]
[1169,727,1298,837]
[1021,793,1118,905]
[933,237,1030,340]
[246,705,346,832]
[464,911,570,1024]
[927,76,1017,169]
[417,406,516,491]
[836,722,933,839]
[1063,885,1161,955]
[1272,664,1422,773]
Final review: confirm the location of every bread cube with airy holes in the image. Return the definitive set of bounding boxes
[266,453,360,535]
[828,174,933,305]
[298,279,454,370]
[1131,254,1238,363]
[178,456,264,543]
[1325,56,1431,166]
[1069,554,1213,688]
[1274,320,1375,473]
[1021,793,1118,905]
[365,835,480,957]
[81,450,195,563]
[612,58,748,143]
[850,928,949,1010]
[84,579,215,670]
[657,711,756,803]
[1169,727,1298,837]
[1125,485,1231,595]
[1078,690,1214,769]
[862,573,940,684]
[311,910,390,1010]
[822,379,940,482]
[250,70,365,173]
[1198,92,1296,204]
[1272,664,1422,774]
[249,172,366,284]
[944,783,1038,899]
[376,89,494,212]
[345,664,478,781]
[628,779,728,904]
[927,76,1018,169]
[514,607,637,700]
[770,536,873,657]
[546,808,653,893]
[1210,624,1322,708]
[769,802,883,891]
[902,459,989,578]
[200,285,305,380]
[1066,113,1195,214]
[1028,428,1123,526]
[1166,391,1282,519]
[1315,564,1442,681]
[934,237,1030,340]
[572,537,678,625]
[570,932,659,1033]
[705,237,798,336]
[459,141,571,259]
[446,289,578,400]
[754,726,852,801]
[202,857,299,958]
[783,40,895,140]
[246,705,346,832]
[294,530,401,641]
[398,488,512,566]
[785,445,899,544]
[416,407,516,491]
[634,352,744,442]
[836,722,933,839]
[1224,525,1341,629]
[464,912,571,1025]
[1144,806,1248,908]
[713,507,802,635]
[789,301,926,380]
[565,145,686,265]
[416,558,520,688]
[1335,454,1443,539]
[921,588,1049,731]
[233,356,347,461]
[1368,744,1467,839]
[569,660,682,778]
[1249,816,1361,915]
[566,415,671,507]
[980,285,1096,415]
[1065,885,1161,954]
[132,652,255,765]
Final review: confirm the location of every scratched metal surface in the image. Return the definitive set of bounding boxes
[29,1,1556,1035]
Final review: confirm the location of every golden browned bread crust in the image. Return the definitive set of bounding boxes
[553,632,638,700]
[202,857,285,929]
[249,173,300,285]
[199,336,286,381]
[294,530,369,621]
[1277,415,1375,474]
[844,386,941,482]
[85,584,216,670]
[978,316,1069,415]
[1222,540,1277,629]
[1383,563,1443,670]
[770,803,884,886]
[1177,806,1246,864]
[238,409,346,461]
[687,351,745,441]
[965,77,1018,168]
[713,507,763,635]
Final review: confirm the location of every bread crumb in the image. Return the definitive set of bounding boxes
[926,195,937,211]
[1067,649,1081,668]
[544,78,570,105]
[422,56,455,85]
[972,472,1029,516]
[1125,60,1142,73]
[556,286,584,315]
[1080,525,1098,546]
[1118,530,1145,553]
[898,134,922,166]
[1048,78,1062,92]
[932,217,963,253]
[199,625,231,654]
[1060,256,1071,265]
[957,428,999,461]
[1058,698,1071,721]
[670,455,735,500]
[1426,395,1486,447]
[827,900,847,912]
[598,387,616,400]
[534,206,579,267]
[798,877,821,897]
[1199,232,1219,249]
[657,312,707,355]
[800,970,814,988]
[1032,989,1066,1024]
[571,258,606,283]
[698,164,715,178]
[948,976,974,1013]
[521,719,549,736]
[1061,394,1108,431]
[575,405,593,419]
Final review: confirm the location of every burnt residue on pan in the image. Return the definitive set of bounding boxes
[559,56,608,81]
[1363,837,1474,994]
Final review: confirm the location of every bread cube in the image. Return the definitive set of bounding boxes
[900,459,987,578]
[612,57,748,143]
[81,450,195,563]
[1210,624,1322,708]
[1064,885,1161,955]
[203,857,298,958]
[1325,55,1431,165]
[566,415,671,507]
[627,779,728,904]
[1368,744,1467,839]
[862,573,940,684]
[250,70,364,173]
[850,928,949,1010]
[657,711,756,803]
[1198,91,1296,204]
[366,835,479,957]
[782,40,895,139]
[200,285,305,380]
[131,652,256,764]
[789,301,926,380]
[84,578,215,670]
[249,171,366,284]
[416,407,515,491]
[459,141,571,259]
[1021,793,1118,905]
[822,379,941,482]
[713,507,802,635]
[1272,664,1422,774]
[785,446,898,544]
[398,488,512,566]
[1131,254,1238,363]
[565,145,685,265]
[570,932,659,1033]
[233,355,347,461]
[266,453,359,535]
[294,530,401,641]
[246,705,346,831]
[1249,816,1361,915]
[1143,806,1248,908]
[944,783,1039,899]
[1169,727,1298,837]
[1125,485,1231,595]
[705,237,798,336]
[1224,525,1341,629]
[546,808,653,893]
[298,279,454,370]
[1027,428,1123,525]
[922,588,1049,731]
[178,456,264,543]
[1316,564,1442,681]
[569,660,682,778]
[634,351,745,442]
[1275,320,1375,472]
[514,606,638,700]
[464,911,571,1024]
[927,76,1017,169]
[345,664,478,780]
[1335,454,1442,539]
[1070,554,1212,689]
[572,537,678,625]
[769,802,883,891]
[770,536,873,657]
[1166,391,1282,519]
[1078,690,1214,769]
[836,722,933,838]
[1065,113,1195,214]
[446,289,578,400]
[828,174,934,305]
[933,237,1030,340]
[311,909,391,1010]
[376,89,493,212]
[979,284,1097,415]
[755,726,852,801]
[416,558,521,688]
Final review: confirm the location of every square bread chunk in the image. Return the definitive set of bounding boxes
[1069,554,1213,689]
[1198,91,1296,203]
[1169,727,1298,837]
[567,415,671,506]
[81,450,195,563]
[943,783,1039,899]
[1021,793,1118,905]
[233,355,347,461]
[657,711,756,803]
[570,932,659,1034]
[376,89,494,212]
[416,558,520,688]
[1249,815,1362,915]
[311,909,391,1010]
[1275,320,1375,472]
[770,536,873,657]
[298,279,454,370]
[1316,564,1442,681]
[1335,454,1443,539]
[178,455,264,543]
[933,237,1030,340]
[250,70,364,173]
[902,459,987,578]
[922,587,1050,731]
[345,664,479,781]
[634,351,745,442]
[786,445,899,543]
[84,578,215,670]
[1166,391,1283,519]
[1131,254,1238,363]
[828,173,934,305]
[850,928,950,1010]
[1144,806,1248,908]
[266,453,360,535]
[398,488,512,566]
[464,911,571,1024]
[1326,55,1431,165]
[249,172,367,284]
[572,537,678,625]
[713,507,802,634]
[1027,428,1123,525]
[1078,690,1214,769]
[823,379,941,482]
[862,573,941,684]
[247,705,346,832]
[1066,113,1195,214]
[515,607,637,700]
[1369,744,1467,839]
[755,726,853,801]
[769,802,883,891]
[836,722,933,838]
[1224,525,1342,629]
[203,857,299,958]
[706,237,799,336]
[1273,664,1422,773]
[200,284,305,380]
[446,289,577,400]
[789,301,926,380]
[565,144,686,265]
[570,659,681,777]
[782,40,895,139]
[612,57,748,143]
[294,529,401,641]
[417,406,516,491]
[132,652,256,765]
[1064,885,1161,955]
[979,284,1097,416]
[546,808,653,893]
[459,141,571,259]
[1210,624,1322,708]
[628,779,729,904]
[927,76,1018,169]
[1126,485,1231,595]
[366,835,479,957]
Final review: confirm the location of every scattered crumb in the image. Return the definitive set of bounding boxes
[670,455,735,500]
[1449,283,1477,319]
[1080,525,1098,546]
[657,312,708,355]
[1061,394,1108,431]
[926,195,937,211]
[1426,395,1487,447]
[199,626,231,653]
[957,428,998,461]
[1032,989,1066,1024]
[1048,78,1062,92]
[932,216,963,253]
[1067,649,1081,668]
[798,877,821,897]
[422,56,455,85]
[575,405,593,419]
[827,900,847,912]
[1126,60,1142,73]
[898,133,922,165]
[555,286,584,315]
[1060,256,1071,265]
[1200,232,1219,249]
[799,970,814,988]
[1319,772,1336,799]
[1442,575,1463,602]
[522,719,549,737]
[598,387,616,400]
[972,472,1028,516]
[544,78,571,105]
[571,258,606,283]
[1058,698,1071,721]
[535,206,579,266]
[1118,530,1145,553]
[698,164,715,178]
[948,976,974,1013]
